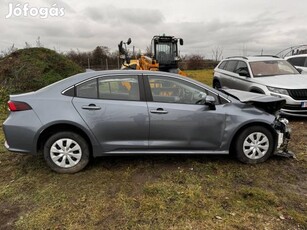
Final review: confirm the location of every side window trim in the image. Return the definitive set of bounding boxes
[138,74,147,101]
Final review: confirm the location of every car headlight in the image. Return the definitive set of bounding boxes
[267,86,289,95]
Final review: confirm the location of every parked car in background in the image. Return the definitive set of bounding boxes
[3,70,290,173]
[285,54,307,74]
[213,56,307,117]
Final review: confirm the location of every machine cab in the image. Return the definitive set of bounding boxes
[151,35,184,71]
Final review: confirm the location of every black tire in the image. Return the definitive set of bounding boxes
[213,80,222,90]
[43,131,90,173]
[234,126,274,164]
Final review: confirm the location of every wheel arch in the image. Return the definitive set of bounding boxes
[249,87,265,94]
[229,121,278,155]
[35,122,96,155]
[213,77,220,84]
[213,77,222,89]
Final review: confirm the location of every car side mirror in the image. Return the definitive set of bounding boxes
[204,95,216,110]
[197,95,216,110]
[238,69,250,77]
[127,38,132,45]
[296,68,303,74]
[179,38,184,45]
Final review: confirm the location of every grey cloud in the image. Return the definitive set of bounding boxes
[83,5,164,26]
[1,0,307,59]
[40,0,76,13]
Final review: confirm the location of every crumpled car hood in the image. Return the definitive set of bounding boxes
[222,89,286,114]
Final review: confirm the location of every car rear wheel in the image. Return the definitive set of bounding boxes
[43,131,90,173]
[235,126,274,164]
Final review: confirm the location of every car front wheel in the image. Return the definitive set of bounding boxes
[235,126,274,164]
[43,131,90,173]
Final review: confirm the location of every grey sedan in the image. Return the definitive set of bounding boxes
[3,70,291,173]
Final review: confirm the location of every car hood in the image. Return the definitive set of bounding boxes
[251,74,307,89]
[222,89,286,114]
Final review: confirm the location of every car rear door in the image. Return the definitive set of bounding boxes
[145,75,226,151]
[72,74,149,152]
[221,60,239,88]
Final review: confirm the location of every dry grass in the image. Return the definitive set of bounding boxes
[185,69,214,86]
[0,69,306,229]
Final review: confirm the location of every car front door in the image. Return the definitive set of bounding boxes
[233,61,252,91]
[72,75,149,152]
[145,75,227,151]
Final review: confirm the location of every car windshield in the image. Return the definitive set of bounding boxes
[249,60,299,77]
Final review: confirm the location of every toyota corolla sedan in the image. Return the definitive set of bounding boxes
[3,70,291,173]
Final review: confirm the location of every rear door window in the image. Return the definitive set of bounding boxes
[76,76,140,101]
[225,60,238,72]
[76,79,98,98]
[98,76,140,101]
[218,61,227,70]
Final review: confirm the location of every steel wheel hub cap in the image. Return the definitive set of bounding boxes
[50,138,82,168]
[243,132,269,159]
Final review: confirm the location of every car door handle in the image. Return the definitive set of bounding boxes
[150,108,168,114]
[82,104,101,110]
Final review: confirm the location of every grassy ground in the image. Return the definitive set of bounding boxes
[0,69,306,229]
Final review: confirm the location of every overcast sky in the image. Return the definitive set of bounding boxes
[1,0,306,58]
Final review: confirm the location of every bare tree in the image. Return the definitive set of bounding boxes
[36,36,43,47]
[186,54,205,70]
[212,46,223,61]
[143,45,153,57]
[25,42,31,48]
[1,44,18,57]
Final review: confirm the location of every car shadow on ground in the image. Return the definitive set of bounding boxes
[14,151,294,174]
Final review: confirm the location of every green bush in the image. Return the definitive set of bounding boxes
[0,86,9,114]
[0,47,84,94]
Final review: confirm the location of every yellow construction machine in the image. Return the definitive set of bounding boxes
[118,35,186,76]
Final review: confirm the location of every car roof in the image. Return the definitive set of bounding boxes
[221,55,284,62]
[36,70,200,95]
[285,54,307,59]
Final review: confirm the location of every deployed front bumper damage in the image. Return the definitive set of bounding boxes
[273,118,295,158]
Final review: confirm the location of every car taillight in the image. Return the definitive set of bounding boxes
[8,101,32,111]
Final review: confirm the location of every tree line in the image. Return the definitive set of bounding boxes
[0,40,220,70]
